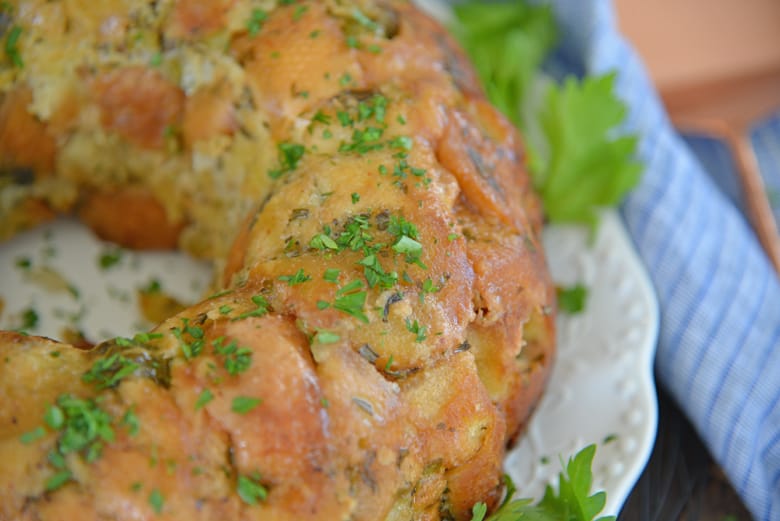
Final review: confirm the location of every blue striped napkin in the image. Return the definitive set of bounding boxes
[545,1,780,519]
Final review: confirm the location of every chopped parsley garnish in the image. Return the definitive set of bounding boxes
[339,126,385,154]
[238,472,268,505]
[20,426,46,444]
[114,332,163,347]
[333,281,368,323]
[5,25,23,68]
[346,35,360,49]
[82,354,139,390]
[388,215,418,239]
[268,142,305,179]
[334,214,374,251]
[405,318,427,342]
[292,4,308,20]
[337,279,363,294]
[388,216,426,268]
[98,248,123,269]
[206,289,233,300]
[389,135,413,151]
[232,294,270,321]
[357,95,387,123]
[419,278,441,302]
[337,110,353,127]
[323,268,340,283]
[142,278,162,294]
[24,394,117,491]
[15,256,31,269]
[19,307,38,331]
[213,337,253,375]
[339,72,353,87]
[195,389,214,410]
[359,254,398,289]
[392,236,423,259]
[311,110,331,125]
[121,407,140,436]
[313,330,340,344]
[148,488,165,514]
[171,318,205,359]
[351,8,380,33]
[232,396,263,414]
[557,284,588,314]
[46,471,71,492]
[278,268,311,286]
[247,8,268,37]
[309,233,339,251]
[351,192,361,204]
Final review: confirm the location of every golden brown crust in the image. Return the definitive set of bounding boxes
[77,188,186,250]
[0,1,556,519]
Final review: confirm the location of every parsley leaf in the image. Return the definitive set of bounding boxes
[452,2,641,229]
[5,25,23,68]
[268,142,305,179]
[452,1,556,129]
[238,472,268,505]
[82,354,140,389]
[323,268,341,282]
[313,330,340,344]
[232,396,263,414]
[148,488,165,514]
[195,389,214,410]
[247,8,268,37]
[212,337,253,375]
[98,248,123,269]
[19,307,38,331]
[333,286,368,323]
[405,318,427,342]
[20,426,46,444]
[278,268,311,286]
[469,445,615,521]
[557,284,588,314]
[533,73,642,228]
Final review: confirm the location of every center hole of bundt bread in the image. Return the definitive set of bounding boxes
[0,217,212,346]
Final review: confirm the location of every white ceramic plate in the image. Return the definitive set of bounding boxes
[0,210,658,516]
[508,210,659,516]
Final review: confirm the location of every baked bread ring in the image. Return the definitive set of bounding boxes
[0,1,555,519]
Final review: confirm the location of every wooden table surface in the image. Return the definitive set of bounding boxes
[618,386,753,521]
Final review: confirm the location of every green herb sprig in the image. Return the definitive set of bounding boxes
[470,445,615,521]
[452,1,641,229]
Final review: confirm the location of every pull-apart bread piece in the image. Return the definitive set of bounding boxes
[0,1,556,519]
